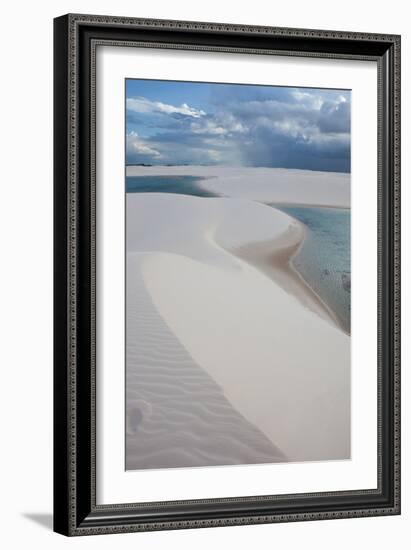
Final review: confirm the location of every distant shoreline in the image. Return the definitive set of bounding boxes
[126,164,351,176]
[126,165,350,208]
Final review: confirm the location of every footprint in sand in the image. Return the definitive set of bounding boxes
[126,400,152,435]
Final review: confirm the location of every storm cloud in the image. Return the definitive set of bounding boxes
[126,80,351,172]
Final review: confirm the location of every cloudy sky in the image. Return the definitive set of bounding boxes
[125,79,351,172]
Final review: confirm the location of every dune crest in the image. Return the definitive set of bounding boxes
[126,193,350,465]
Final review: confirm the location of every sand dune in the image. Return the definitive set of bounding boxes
[126,252,286,470]
[126,193,350,466]
[126,165,350,208]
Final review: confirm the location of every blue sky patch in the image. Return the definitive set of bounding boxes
[125,79,351,172]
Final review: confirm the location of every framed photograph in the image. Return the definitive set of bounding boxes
[53,14,401,536]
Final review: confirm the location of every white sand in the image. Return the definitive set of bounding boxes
[126,165,350,207]
[127,193,350,463]
[126,253,285,470]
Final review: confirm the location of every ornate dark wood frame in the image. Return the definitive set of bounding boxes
[53,13,401,536]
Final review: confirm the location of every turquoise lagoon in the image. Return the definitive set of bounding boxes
[126,175,351,333]
[277,205,351,333]
[126,175,216,197]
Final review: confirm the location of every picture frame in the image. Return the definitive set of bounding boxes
[53,13,401,536]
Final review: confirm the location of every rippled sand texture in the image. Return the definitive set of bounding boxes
[126,253,286,470]
[126,193,350,470]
